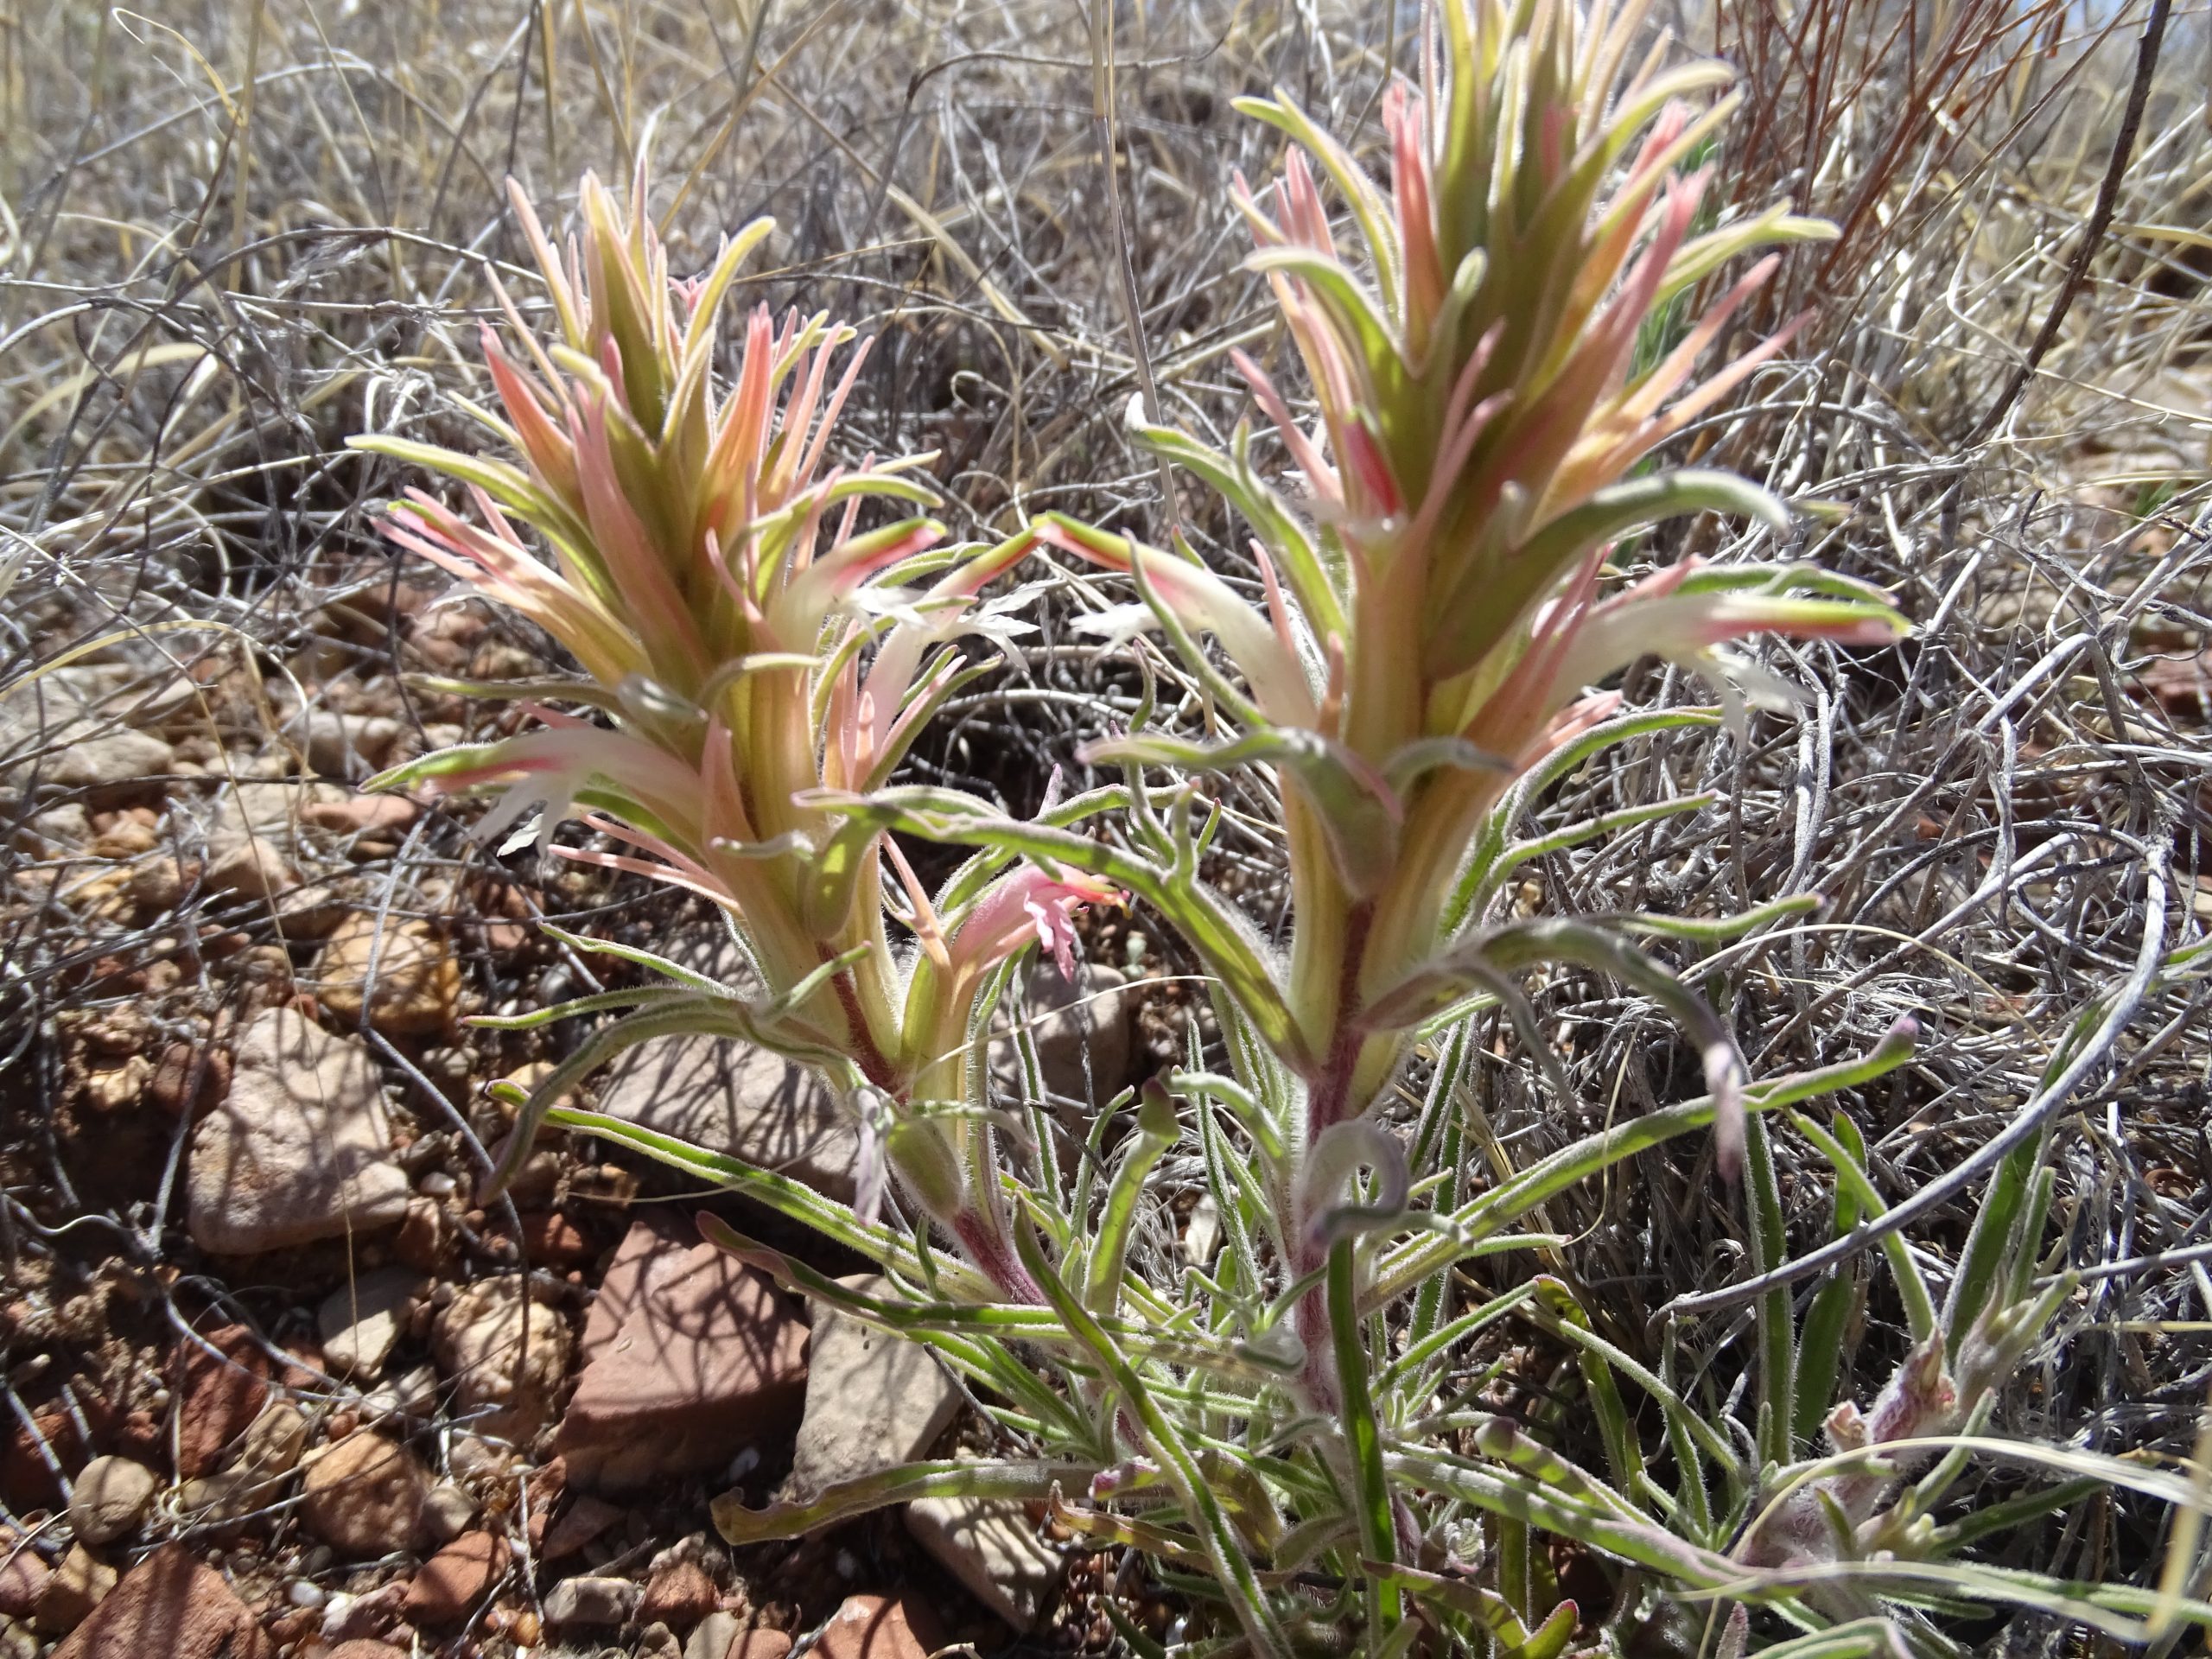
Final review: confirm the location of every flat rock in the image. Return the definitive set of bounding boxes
[785,1274,960,1499]
[554,1240,806,1491]
[186,1008,410,1255]
[543,1574,640,1629]
[175,1472,256,1525]
[598,1035,858,1201]
[579,1216,690,1362]
[403,1531,505,1624]
[172,1324,272,1478]
[22,803,91,851]
[812,1596,944,1659]
[359,1363,437,1425]
[316,913,460,1035]
[58,730,176,791]
[66,1458,157,1547]
[318,1268,424,1380]
[906,1495,1061,1632]
[324,1646,411,1659]
[300,1433,428,1557]
[0,664,185,801]
[430,1275,572,1441]
[48,1545,270,1659]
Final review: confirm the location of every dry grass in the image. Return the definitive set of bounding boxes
[6,0,2212,1644]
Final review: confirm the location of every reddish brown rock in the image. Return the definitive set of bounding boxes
[553,1240,806,1491]
[111,1408,163,1466]
[300,1433,429,1557]
[403,1530,506,1624]
[0,1539,51,1617]
[732,1633,796,1659]
[520,1455,565,1547]
[324,1645,413,1659]
[48,1544,271,1658]
[148,1043,231,1119]
[172,1324,271,1479]
[205,834,297,901]
[638,1559,718,1628]
[1,1405,79,1510]
[317,1579,409,1644]
[812,1596,944,1659]
[519,1210,594,1268]
[391,1195,454,1273]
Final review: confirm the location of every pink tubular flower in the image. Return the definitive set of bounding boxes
[951,869,1121,985]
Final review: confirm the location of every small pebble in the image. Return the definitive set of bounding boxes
[417,1171,458,1197]
[288,1580,327,1609]
[418,1481,477,1544]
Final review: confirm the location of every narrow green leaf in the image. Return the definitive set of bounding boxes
[1330,1239,1400,1635]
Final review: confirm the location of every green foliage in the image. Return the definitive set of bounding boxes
[354,1,2212,1652]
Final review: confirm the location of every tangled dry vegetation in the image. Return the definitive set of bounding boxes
[4,0,2212,1655]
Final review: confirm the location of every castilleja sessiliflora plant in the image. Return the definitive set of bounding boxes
[352,5,2210,1654]
[352,165,1113,1299]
